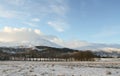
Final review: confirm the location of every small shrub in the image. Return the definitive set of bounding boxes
[106,71,112,75]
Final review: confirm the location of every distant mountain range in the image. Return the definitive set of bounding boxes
[0,38,61,48]
[75,43,120,57]
[76,43,120,50]
[0,39,120,58]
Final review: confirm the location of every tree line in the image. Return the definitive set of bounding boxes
[0,50,96,61]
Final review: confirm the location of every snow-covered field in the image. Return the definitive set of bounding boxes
[0,61,120,76]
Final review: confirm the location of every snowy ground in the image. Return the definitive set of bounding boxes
[0,61,120,76]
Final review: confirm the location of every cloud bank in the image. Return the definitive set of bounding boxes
[0,26,89,48]
[1,26,120,51]
[0,27,42,42]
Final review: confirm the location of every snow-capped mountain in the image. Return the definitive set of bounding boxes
[0,38,61,48]
[100,47,120,53]
[75,43,120,57]
[76,43,120,51]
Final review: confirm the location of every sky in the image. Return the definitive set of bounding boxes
[0,0,120,48]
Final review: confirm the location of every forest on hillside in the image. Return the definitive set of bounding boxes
[0,46,96,61]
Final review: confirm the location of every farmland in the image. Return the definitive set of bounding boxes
[0,61,120,76]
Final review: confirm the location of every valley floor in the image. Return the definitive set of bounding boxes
[0,61,120,76]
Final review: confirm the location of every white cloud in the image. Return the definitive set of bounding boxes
[48,20,69,32]
[0,0,70,34]
[0,0,70,31]
[1,26,120,50]
[0,0,69,19]
[31,18,40,22]
[43,36,90,48]
[23,18,40,27]
[0,5,28,19]
[34,29,41,35]
[23,22,37,27]
[0,26,90,48]
[0,26,43,42]
[50,4,68,16]
[43,35,64,45]
[63,40,91,48]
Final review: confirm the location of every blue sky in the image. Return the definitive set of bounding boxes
[0,0,120,45]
